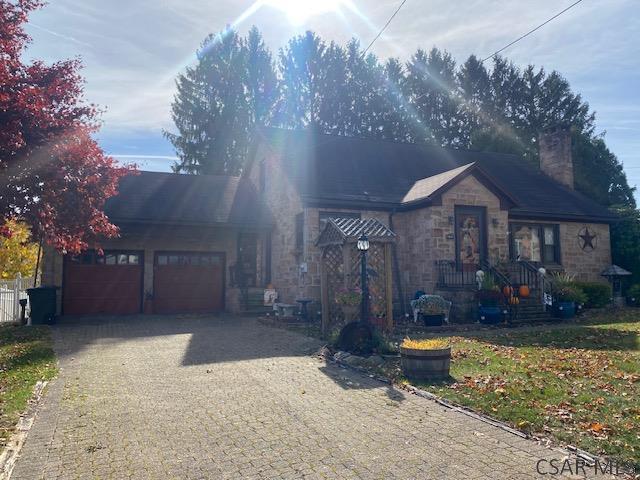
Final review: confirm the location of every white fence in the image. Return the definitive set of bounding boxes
[0,274,32,323]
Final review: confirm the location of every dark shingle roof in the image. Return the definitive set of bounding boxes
[105,171,270,227]
[317,217,396,247]
[258,128,615,221]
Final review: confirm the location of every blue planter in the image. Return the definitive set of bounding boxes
[554,301,575,319]
[478,306,502,324]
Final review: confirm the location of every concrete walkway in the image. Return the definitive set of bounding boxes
[12,316,602,479]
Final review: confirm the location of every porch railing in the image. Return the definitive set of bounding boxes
[435,260,477,288]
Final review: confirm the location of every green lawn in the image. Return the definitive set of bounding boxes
[389,310,640,469]
[0,325,57,446]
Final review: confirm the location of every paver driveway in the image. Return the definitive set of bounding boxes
[12,315,601,479]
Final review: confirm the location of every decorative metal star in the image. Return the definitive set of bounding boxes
[579,228,597,250]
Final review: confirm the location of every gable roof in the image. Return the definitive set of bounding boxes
[105,171,271,227]
[256,128,616,222]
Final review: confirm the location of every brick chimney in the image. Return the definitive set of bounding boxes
[539,126,574,189]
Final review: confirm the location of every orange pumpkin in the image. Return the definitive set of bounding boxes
[503,285,514,297]
[519,285,530,298]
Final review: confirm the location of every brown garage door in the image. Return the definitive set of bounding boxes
[63,250,143,315]
[153,252,224,314]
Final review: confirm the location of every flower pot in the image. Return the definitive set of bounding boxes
[400,345,451,380]
[422,314,444,327]
[554,301,575,319]
[478,306,502,324]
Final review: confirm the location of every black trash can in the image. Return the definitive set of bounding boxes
[26,286,58,325]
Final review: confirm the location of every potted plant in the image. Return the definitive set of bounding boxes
[400,337,451,380]
[335,287,361,323]
[550,272,586,319]
[476,274,502,324]
[413,295,450,326]
[553,286,586,319]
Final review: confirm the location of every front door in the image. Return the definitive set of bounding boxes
[455,206,487,271]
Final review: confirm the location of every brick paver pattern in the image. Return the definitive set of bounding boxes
[12,316,602,479]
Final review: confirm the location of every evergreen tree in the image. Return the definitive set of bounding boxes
[166,28,276,175]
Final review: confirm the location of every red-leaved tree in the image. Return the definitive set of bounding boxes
[0,0,134,254]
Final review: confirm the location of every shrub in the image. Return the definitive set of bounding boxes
[572,282,612,308]
[555,285,588,305]
[627,284,640,305]
[401,337,449,350]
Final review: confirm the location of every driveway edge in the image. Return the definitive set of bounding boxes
[0,381,48,480]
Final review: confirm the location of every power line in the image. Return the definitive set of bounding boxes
[361,0,409,57]
[481,0,584,63]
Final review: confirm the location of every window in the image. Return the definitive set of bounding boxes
[156,253,220,267]
[510,223,560,264]
[76,250,141,265]
[318,211,361,230]
[295,213,304,250]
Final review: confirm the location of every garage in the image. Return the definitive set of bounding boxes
[63,250,143,315]
[153,252,225,314]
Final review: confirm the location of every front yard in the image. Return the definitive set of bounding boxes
[379,310,640,469]
[0,325,57,446]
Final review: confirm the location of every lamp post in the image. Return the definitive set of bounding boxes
[357,233,370,324]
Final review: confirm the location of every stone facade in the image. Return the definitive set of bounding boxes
[539,127,574,189]
[40,224,262,314]
[556,221,610,282]
[246,155,613,318]
[394,174,510,301]
[245,146,305,303]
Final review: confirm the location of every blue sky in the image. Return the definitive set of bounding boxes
[24,0,640,199]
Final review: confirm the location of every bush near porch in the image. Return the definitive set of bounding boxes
[378,311,640,470]
[0,325,57,446]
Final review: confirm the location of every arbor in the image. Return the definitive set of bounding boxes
[0,0,132,254]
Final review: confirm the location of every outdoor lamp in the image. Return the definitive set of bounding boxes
[357,234,369,252]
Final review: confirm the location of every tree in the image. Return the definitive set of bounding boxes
[0,0,132,254]
[0,220,38,279]
[166,27,278,175]
[610,206,640,284]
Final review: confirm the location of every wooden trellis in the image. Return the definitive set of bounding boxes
[317,217,396,336]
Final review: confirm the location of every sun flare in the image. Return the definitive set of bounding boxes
[262,0,344,25]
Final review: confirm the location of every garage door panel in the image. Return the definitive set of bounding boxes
[153,252,224,314]
[63,253,143,315]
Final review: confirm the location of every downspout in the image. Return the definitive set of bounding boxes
[388,209,406,318]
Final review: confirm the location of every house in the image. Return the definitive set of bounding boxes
[41,126,615,319]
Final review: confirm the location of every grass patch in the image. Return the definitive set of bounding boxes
[0,325,57,446]
[388,310,640,470]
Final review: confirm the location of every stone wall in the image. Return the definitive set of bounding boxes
[394,174,510,307]
[41,224,254,314]
[539,127,574,189]
[246,147,305,303]
[560,222,611,282]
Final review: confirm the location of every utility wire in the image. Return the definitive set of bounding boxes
[361,0,409,57]
[481,0,584,63]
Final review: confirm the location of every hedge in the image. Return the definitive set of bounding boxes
[571,282,612,308]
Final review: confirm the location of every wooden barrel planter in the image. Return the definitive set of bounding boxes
[400,345,451,380]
